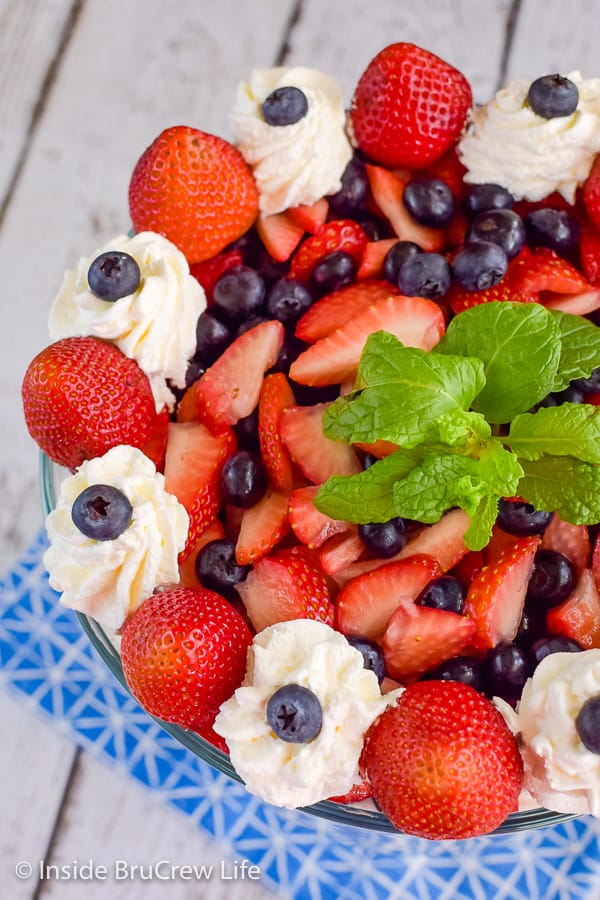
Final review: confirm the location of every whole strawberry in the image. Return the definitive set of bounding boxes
[363,681,523,839]
[351,43,473,168]
[22,336,159,470]
[128,126,259,263]
[121,586,252,732]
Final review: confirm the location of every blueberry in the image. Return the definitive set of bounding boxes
[346,636,386,683]
[484,643,530,704]
[452,241,508,291]
[576,696,600,753]
[87,251,141,301]
[403,177,455,227]
[358,215,392,241]
[382,241,422,285]
[213,266,266,323]
[539,385,586,407]
[289,380,340,406]
[221,450,268,508]
[311,251,356,295]
[236,314,269,337]
[398,252,451,299]
[529,636,582,670]
[515,606,547,650]
[357,518,407,558]
[468,209,526,260]
[572,367,600,394]
[525,208,581,257]
[195,538,250,595]
[527,74,579,119]
[462,183,514,219]
[527,549,577,608]
[71,484,132,541]
[496,499,554,536]
[327,157,369,218]
[195,312,232,365]
[262,86,309,126]
[427,656,484,692]
[415,576,466,614]
[266,684,322,742]
[271,333,307,375]
[233,409,260,452]
[266,278,313,324]
[361,452,378,470]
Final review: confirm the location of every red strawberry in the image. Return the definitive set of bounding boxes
[463,535,541,656]
[120,586,252,731]
[583,154,600,231]
[289,220,368,283]
[139,405,170,472]
[335,556,442,640]
[318,529,364,576]
[190,249,243,303]
[328,780,373,804]
[22,336,159,470]
[542,288,600,316]
[289,296,445,386]
[258,373,297,492]
[196,320,284,429]
[195,720,229,754]
[580,220,600,286]
[235,487,291,565]
[356,238,399,280]
[236,547,334,633]
[176,378,203,423]
[512,246,589,296]
[423,147,467,200]
[365,165,447,251]
[450,549,485,587]
[447,248,537,314]
[280,403,361,482]
[164,421,236,559]
[177,518,226,589]
[256,211,304,262]
[546,568,600,649]
[295,280,399,343]
[541,515,590,573]
[287,198,329,234]
[288,484,350,548]
[363,681,523,839]
[593,530,600,592]
[351,43,472,168]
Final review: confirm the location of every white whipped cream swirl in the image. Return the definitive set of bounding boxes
[214,619,399,808]
[44,445,188,632]
[231,67,353,215]
[48,231,206,412]
[458,72,600,202]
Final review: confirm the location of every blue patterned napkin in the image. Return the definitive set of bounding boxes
[2,530,600,900]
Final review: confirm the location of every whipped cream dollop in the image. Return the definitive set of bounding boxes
[458,72,600,202]
[48,231,206,412]
[231,67,353,215]
[518,650,600,816]
[214,619,399,808]
[44,445,188,632]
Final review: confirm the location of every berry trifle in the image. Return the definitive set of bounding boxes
[22,41,600,840]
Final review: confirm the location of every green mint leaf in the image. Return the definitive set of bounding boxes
[465,494,501,552]
[519,455,600,523]
[507,404,600,464]
[435,410,491,446]
[549,309,600,391]
[437,301,561,423]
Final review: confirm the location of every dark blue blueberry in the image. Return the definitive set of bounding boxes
[266,278,313,325]
[467,209,526,260]
[233,408,260,452]
[527,74,579,119]
[403,177,455,227]
[415,576,466,614]
[346,636,386,683]
[195,312,232,365]
[213,266,266,323]
[496,499,554,536]
[266,684,322,743]
[571,367,600,394]
[221,450,268,508]
[427,656,484,692]
[262,86,309,126]
[361,452,378,470]
[327,156,369,218]
[194,538,251,595]
[185,358,205,387]
[484,642,530,704]
[236,314,269,337]
[382,240,422,285]
[529,636,582,670]
[516,606,547,649]
[398,252,451,299]
[357,518,407,558]
[289,380,340,406]
[271,333,307,375]
[525,208,581,257]
[311,250,356,295]
[576,696,600,753]
[357,215,392,241]
[462,183,514,218]
[87,251,141,301]
[71,484,132,541]
[527,549,577,608]
[539,385,586,406]
[451,241,508,291]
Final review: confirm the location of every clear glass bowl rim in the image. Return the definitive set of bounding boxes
[40,451,577,836]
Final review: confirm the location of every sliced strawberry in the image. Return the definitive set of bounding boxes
[288,484,349,548]
[295,279,399,343]
[176,378,203,423]
[235,488,290,565]
[593,531,600,593]
[512,246,589,296]
[356,238,399,280]
[280,403,361,482]
[383,600,476,682]
[289,295,445,386]
[164,421,236,559]
[190,249,243,304]
[484,524,526,561]
[365,164,446,251]
[258,372,297,492]
[546,568,600,649]
[196,320,284,429]
[256,211,304,262]
[450,550,485,587]
[328,780,373,804]
[318,529,364,576]
[541,515,590,573]
[287,198,329,234]
[289,219,368,283]
[237,547,334,633]
[583,153,600,232]
[463,535,541,656]
[447,247,537,314]
[140,405,170,472]
[541,289,600,315]
[580,220,600,286]
[335,555,442,640]
[178,518,226,588]
[354,439,400,458]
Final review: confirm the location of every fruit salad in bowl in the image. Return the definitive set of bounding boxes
[24,41,600,840]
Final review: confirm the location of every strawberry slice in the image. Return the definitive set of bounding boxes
[592,531,600,593]
[235,488,291,565]
[280,403,361,482]
[237,547,334,633]
[335,555,442,640]
[140,405,170,472]
[546,568,600,649]
[580,220,600,286]
[289,219,368,282]
[318,529,364,576]
[256,211,304,262]
[328,780,373,804]
[356,239,399,280]
[583,153,600,232]
[288,484,349,547]
[541,515,590,573]
[176,378,203,423]
[289,295,445,386]
[365,164,446,251]
[178,518,226,588]
[164,421,236,560]
[463,535,541,656]
[190,249,243,304]
[542,289,600,316]
[258,372,297,492]
[196,320,284,429]
[287,198,329,234]
[512,246,589,295]
[447,247,537,314]
[382,600,476,682]
[295,279,400,343]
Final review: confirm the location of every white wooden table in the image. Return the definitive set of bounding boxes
[3,1,600,896]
